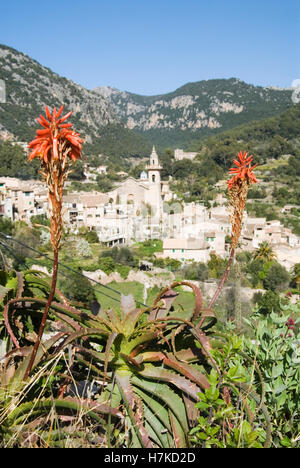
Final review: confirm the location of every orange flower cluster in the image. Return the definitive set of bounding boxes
[28,105,83,163]
[227,151,258,249]
[227,151,258,190]
[28,105,82,253]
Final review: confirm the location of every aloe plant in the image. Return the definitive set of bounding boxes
[2,272,217,447]
[0,269,121,448]
[33,280,220,448]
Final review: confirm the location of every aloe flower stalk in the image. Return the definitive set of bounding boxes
[24,106,82,379]
[209,151,258,309]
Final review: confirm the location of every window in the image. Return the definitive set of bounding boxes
[152,174,156,182]
[181,249,184,252]
[172,249,175,253]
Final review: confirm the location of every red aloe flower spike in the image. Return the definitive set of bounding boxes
[25,105,82,380]
[209,151,259,309]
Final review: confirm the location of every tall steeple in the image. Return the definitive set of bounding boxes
[146,146,163,220]
[146,146,162,184]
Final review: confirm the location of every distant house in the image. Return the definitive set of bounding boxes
[162,238,210,263]
[174,149,198,161]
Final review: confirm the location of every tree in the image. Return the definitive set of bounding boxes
[12,224,40,269]
[100,246,137,268]
[68,160,85,180]
[58,269,96,304]
[267,135,294,159]
[96,174,113,192]
[30,214,50,227]
[245,257,265,288]
[0,141,39,179]
[172,159,195,180]
[253,242,277,262]
[76,238,92,258]
[263,262,290,292]
[182,262,209,281]
[0,216,14,236]
[85,230,99,244]
[207,254,227,279]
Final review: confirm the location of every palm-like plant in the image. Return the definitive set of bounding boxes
[253,241,277,262]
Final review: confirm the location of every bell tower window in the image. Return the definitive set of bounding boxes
[152,174,156,182]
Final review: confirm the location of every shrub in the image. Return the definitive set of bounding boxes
[263,262,290,292]
[85,230,99,244]
[253,290,281,315]
[98,256,115,274]
[244,304,300,447]
[116,263,131,279]
[181,262,209,281]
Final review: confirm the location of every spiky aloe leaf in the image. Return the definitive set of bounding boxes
[105,309,123,333]
[169,409,187,448]
[149,287,179,320]
[138,365,201,401]
[171,281,203,322]
[131,376,189,434]
[15,272,24,298]
[103,332,118,388]
[122,331,158,355]
[138,350,209,391]
[98,381,122,409]
[163,352,210,390]
[0,284,11,302]
[3,297,106,331]
[132,384,172,434]
[7,397,112,426]
[115,371,153,448]
[120,294,145,336]
[11,332,66,384]
[53,328,109,356]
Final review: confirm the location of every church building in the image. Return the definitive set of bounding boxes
[107,147,171,219]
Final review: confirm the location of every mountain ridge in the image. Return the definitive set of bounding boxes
[94,78,294,148]
[0,43,295,153]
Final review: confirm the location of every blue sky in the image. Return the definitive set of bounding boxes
[0,0,299,95]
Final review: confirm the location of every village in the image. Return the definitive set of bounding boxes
[0,145,299,271]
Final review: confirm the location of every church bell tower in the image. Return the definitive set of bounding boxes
[146,146,163,219]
